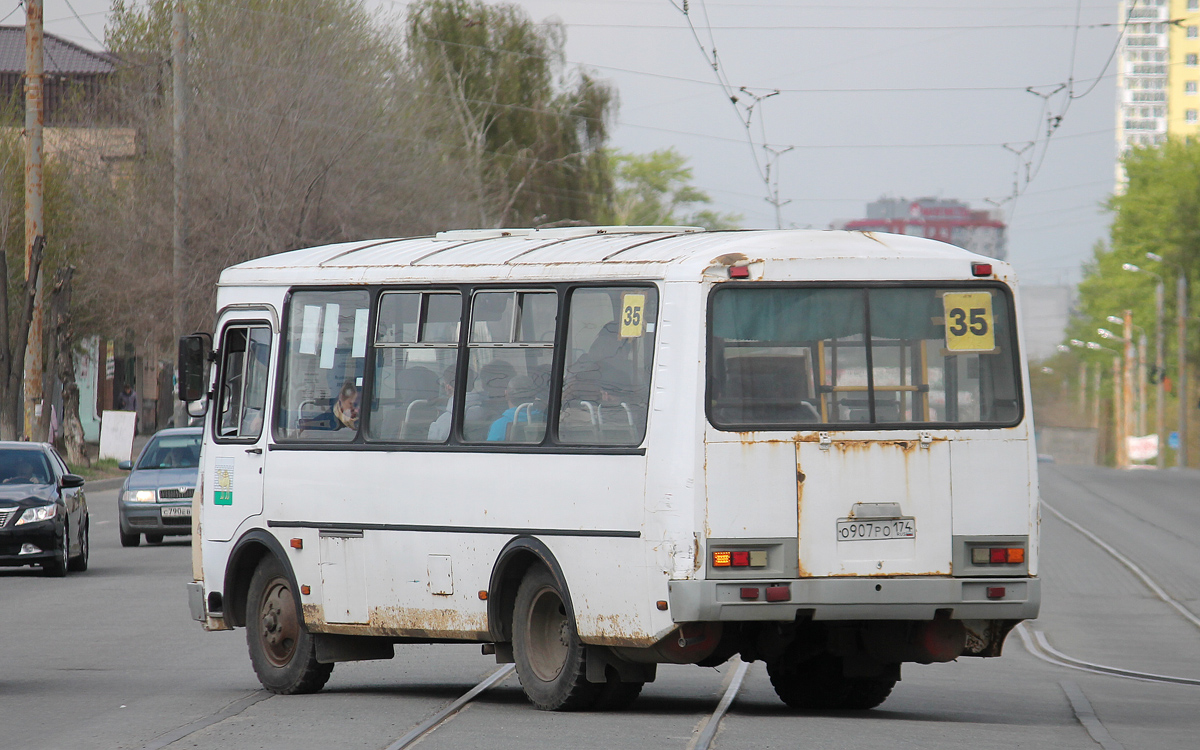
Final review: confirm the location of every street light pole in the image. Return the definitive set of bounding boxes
[1176,272,1188,467]
[1072,339,1122,465]
[1144,253,1189,468]
[1126,260,1167,468]
[1123,309,1135,466]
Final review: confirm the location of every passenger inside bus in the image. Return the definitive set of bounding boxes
[559,321,643,444]
[487,375,544,441]
[428,365,479,441]
[298,380,361,432]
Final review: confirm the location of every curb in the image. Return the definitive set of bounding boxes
[85,476,126,491]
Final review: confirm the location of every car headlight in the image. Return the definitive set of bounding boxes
[125,490,156,503]
[16,504,58,525]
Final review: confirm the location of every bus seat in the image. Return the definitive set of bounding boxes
[400,400,438,440]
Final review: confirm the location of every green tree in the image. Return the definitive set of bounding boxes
[0,125,84,439]
[406,0,615,227]
[603,149,740,229]
[1068,139,1200,463]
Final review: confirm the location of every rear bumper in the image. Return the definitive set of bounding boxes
[668,576,1040,622]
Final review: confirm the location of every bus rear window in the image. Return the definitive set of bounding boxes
[708,285,1021,429]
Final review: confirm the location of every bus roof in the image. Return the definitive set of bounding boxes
[217,227,1012,287]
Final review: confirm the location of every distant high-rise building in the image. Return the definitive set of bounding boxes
[833,197,1007,260]
[1115,1,1200,185]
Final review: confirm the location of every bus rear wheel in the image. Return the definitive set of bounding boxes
[767,653,896,711]
[245,555,333,695]
[512,566,600,711]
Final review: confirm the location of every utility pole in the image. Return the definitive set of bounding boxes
[172,1,189,428]
[1177,273,1189,468]
[1122,310,1134,467]
[23,0,44,441]
[1154,275,1165,468]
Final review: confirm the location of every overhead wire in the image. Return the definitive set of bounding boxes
[0,1,22,27]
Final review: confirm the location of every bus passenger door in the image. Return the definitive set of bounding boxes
[203,318,273,543]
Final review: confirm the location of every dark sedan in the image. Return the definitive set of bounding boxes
[118,427,200,546]
[0,442,89,576]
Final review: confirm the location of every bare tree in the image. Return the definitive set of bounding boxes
[71,0,483,351]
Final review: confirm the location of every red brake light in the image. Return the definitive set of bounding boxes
[989,548,1006,564]
[729,265,750,278]
[731,550,751,567]
[971,262,992,277]
[765,585,790,602]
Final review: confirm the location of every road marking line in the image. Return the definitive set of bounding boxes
[1016,624,1200,687]
[1060,681,1126,750]
[140,689,271,750]
[692,659,750,750]
[1041,500,1200,631]
[384,664,516,750]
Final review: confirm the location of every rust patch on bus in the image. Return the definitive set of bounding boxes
[711,252,748,266]
[304,603,489,640]
[795,452,810,578]
[578,612,658,648]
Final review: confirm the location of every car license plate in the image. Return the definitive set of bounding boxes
[836,518,915,541]
[161,506,192,518]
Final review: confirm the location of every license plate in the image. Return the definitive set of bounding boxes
[836,518,915,541]
[161,506,192,518]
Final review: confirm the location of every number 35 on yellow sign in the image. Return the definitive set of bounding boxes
[942,292,995,353]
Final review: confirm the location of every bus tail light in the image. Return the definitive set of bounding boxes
[971,546,1025,565]
[712,549,769,568]
[765,585,790,602]
[971,262,992,277]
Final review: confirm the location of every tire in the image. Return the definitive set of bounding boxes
[767,653,896,711]
[592,667,643,711]
[42,522,68,577]
[145,533,164,544]
[119,527,140,547]
[245,555,332,695]
[512,566,600,711]
[68,515,89,572]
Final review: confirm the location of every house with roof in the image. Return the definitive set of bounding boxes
[0,25,134,163]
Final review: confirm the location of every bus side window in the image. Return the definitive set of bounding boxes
[277,290,369,441]
[216,325,272,440]
[558,287,658,446]
[368,291,461,443]
[463,291,556,444]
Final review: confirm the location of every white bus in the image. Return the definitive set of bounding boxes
[180,227,1039,711]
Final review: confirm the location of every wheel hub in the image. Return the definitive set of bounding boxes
[258,580,298,666]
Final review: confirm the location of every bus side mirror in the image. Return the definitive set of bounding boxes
[178,333,213,405]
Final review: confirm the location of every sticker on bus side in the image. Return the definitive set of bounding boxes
[942,292,995,352]
[214,458,234,506]
[620,293,646,338]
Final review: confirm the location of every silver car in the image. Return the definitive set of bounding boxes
[117,427,201,546]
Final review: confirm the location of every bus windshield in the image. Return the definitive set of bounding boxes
[708,284,1022,429]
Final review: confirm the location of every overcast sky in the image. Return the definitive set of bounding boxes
[40,1,1123,286]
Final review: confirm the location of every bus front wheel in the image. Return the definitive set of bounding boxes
[512,566,600,711]
[246,555,333,695]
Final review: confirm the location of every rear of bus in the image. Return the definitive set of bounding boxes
[672,239,1038,709]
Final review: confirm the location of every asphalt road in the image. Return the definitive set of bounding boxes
[2,466,1198,750]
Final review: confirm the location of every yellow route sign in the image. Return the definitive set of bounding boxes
[942,292,995,352]
[620,293,646,338]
